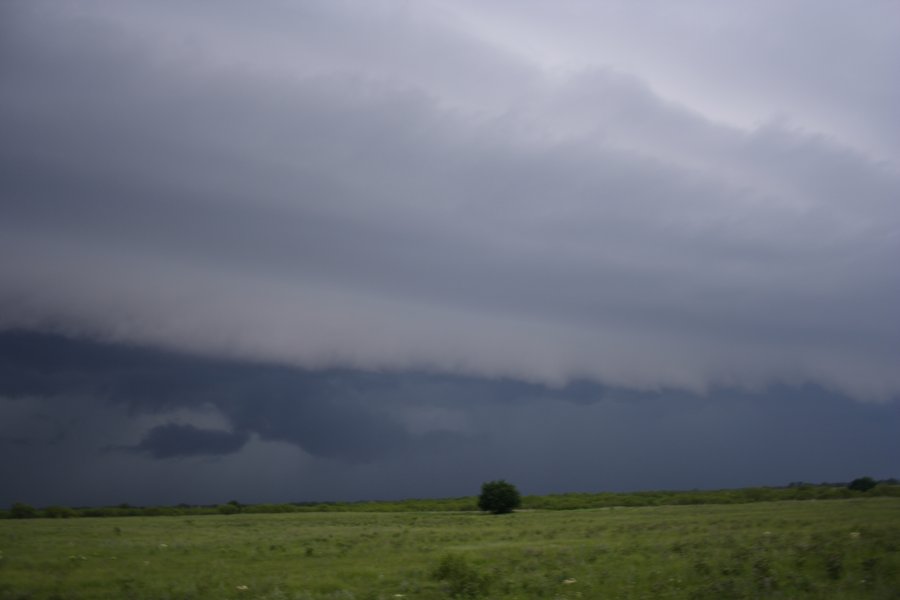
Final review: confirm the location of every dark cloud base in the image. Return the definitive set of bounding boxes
[1,330,898,507]
[0,329,436,461]
[127,423,250,459]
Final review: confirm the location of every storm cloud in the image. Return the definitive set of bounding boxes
[1,1,898,505]
[130,424,250,459]
[2,0,898,401]
[1,331,898,507]
[0,330,427,462]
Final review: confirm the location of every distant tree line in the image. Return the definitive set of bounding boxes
[4,478,898,519]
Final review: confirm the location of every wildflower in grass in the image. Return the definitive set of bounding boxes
[236,585,249,591]
[563,578,577,584]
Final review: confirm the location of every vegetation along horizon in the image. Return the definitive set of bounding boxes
[2,481,899,599]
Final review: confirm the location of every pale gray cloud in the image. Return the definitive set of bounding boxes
[446,0,900,158]
[1,0,898,402]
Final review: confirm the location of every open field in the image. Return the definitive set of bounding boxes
[2,498,898,599]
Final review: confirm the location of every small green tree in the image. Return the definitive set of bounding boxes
[848,476,877,492]
[478,480,521,514]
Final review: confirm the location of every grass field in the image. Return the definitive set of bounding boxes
[1,498,898,599]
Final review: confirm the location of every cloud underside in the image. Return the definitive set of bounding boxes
[1,1,898,402]
[2,331,899,507]
[130,423,250,459]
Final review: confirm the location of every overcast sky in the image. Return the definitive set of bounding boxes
[1,0,898,507]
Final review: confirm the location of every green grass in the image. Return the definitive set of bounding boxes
[1,498,898,599]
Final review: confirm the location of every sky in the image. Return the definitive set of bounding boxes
[1,0,898,507]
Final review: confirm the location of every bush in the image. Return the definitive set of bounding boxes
[848,477,877,492]
[218,503,241,515]
[10,502,38,519]
[478,480,521,514]
[43,505,78,518]
[432,554,492,598]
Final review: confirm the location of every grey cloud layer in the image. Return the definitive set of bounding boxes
[453,0,900,158]
[0,331,423,462]
[2,332,898,507]
[1,1,898,400]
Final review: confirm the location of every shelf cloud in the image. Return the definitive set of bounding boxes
[1,0,899,505]
[2,0,899,402]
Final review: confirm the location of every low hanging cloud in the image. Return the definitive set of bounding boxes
[2,331,899,507]
[1,1,898,402]
[129,424,250,459]
[0,330,428,463]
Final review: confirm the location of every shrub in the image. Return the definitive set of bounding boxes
[848,477,877,492]
[10,502,38,519]
[43,505,78,518]
[432,554,491,598]
[218,503,241,515]
[478,480,521,515]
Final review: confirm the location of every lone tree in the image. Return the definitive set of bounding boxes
[478,480,521,514]
[848,476,877,492]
